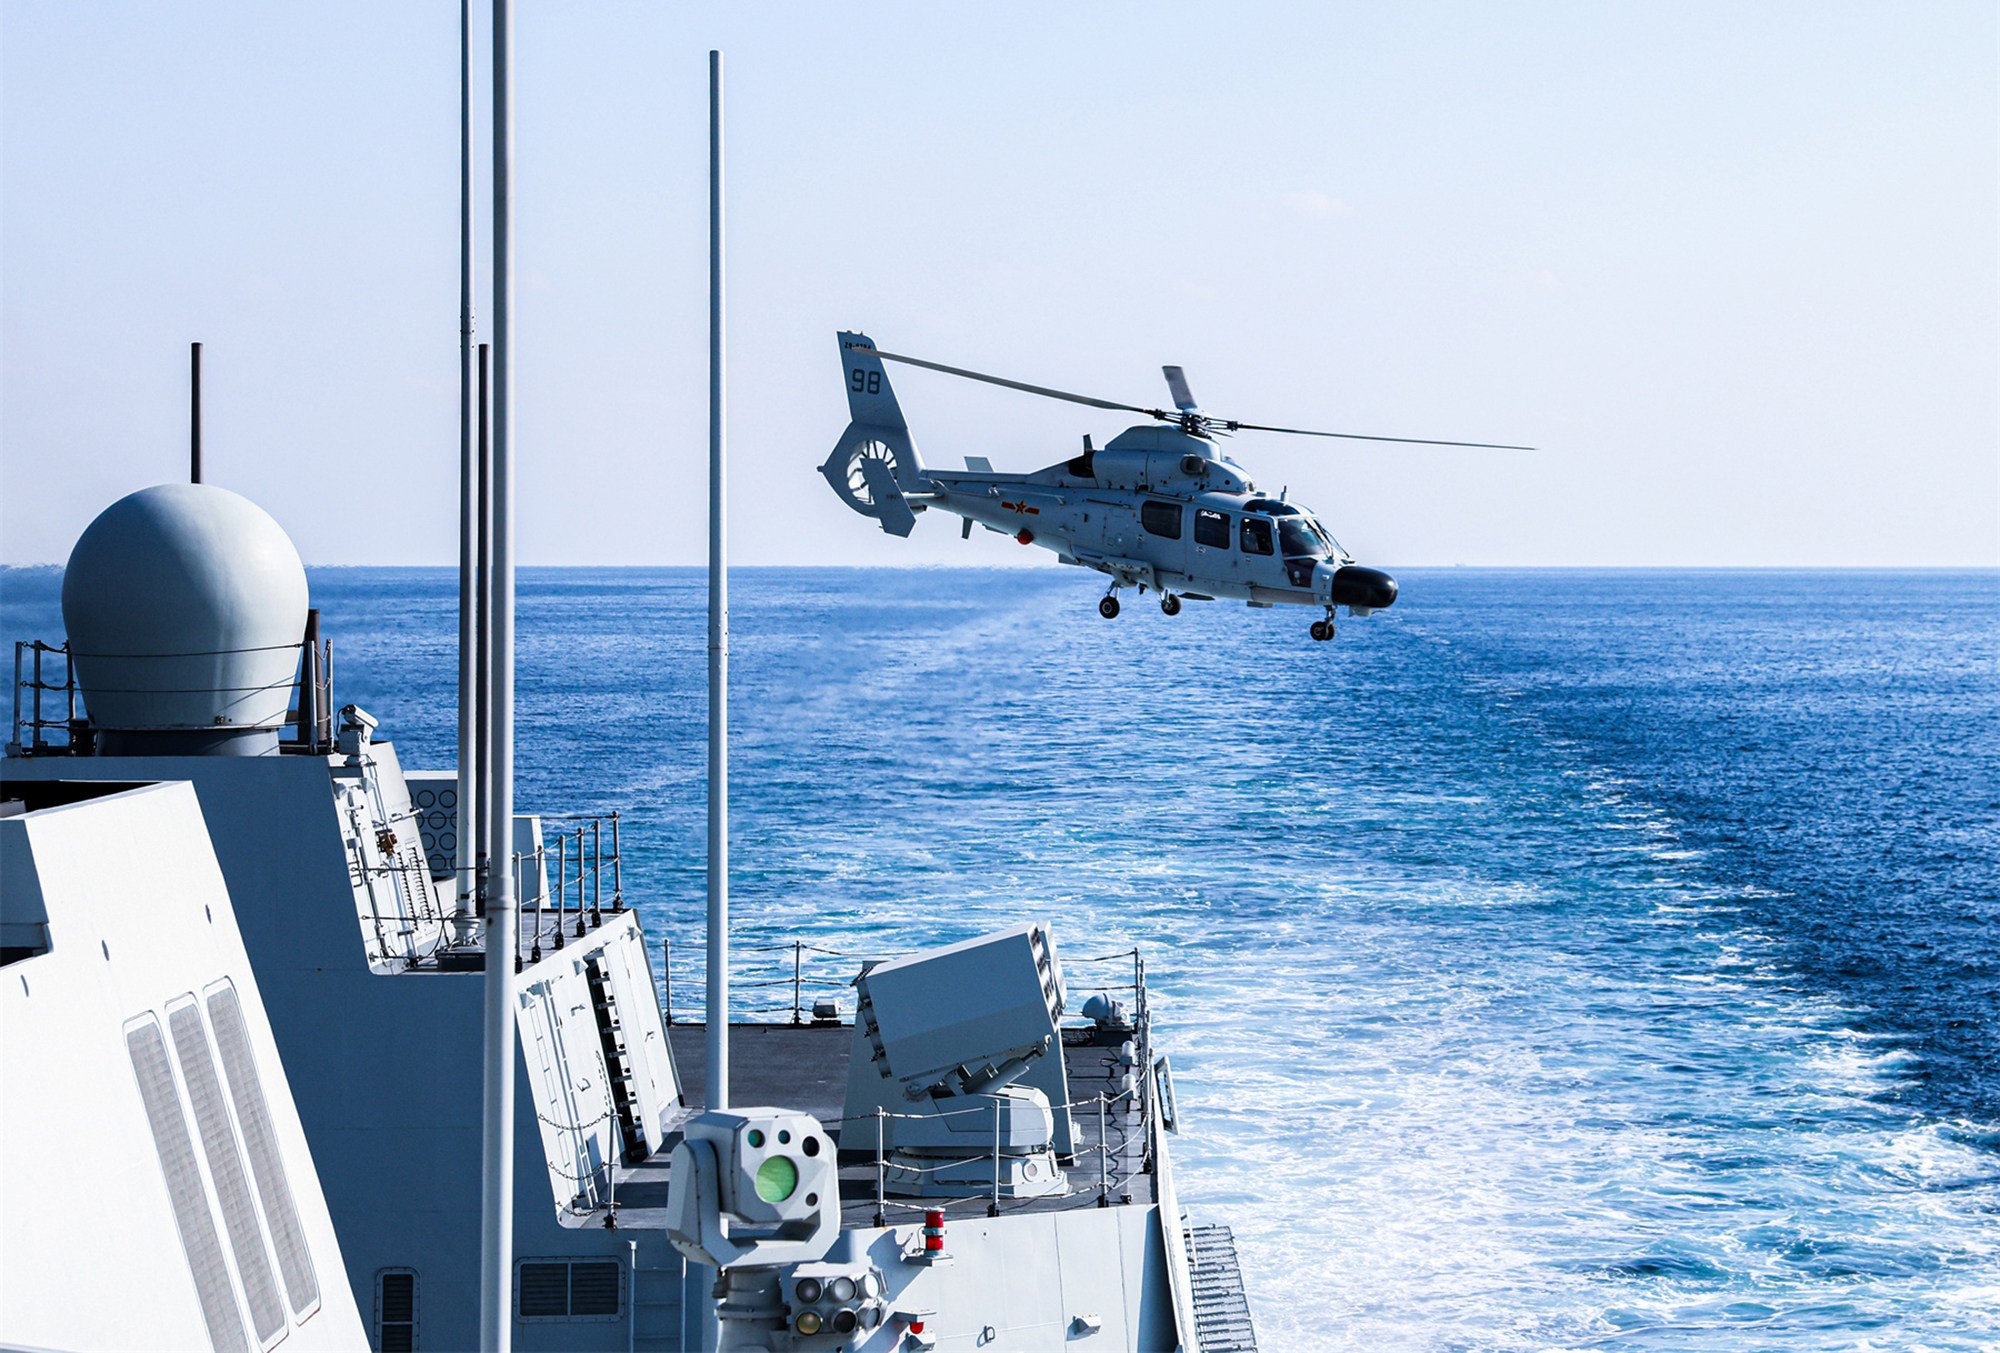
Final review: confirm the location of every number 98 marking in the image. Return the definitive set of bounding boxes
[850,368,881,395]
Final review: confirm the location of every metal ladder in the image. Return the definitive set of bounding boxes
[585,955,649,1162]
[1184,1223,1259,1352]
[629,1251,685,1352]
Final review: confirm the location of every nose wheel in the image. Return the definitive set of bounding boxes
[1310,618,1337,642]
[1160,593,1182,616]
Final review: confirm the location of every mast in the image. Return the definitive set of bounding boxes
[189,341,203,483]
[455,0,479,942]
[476,341,492,908]
[706,48,730,1111]
[479,0,517,1343]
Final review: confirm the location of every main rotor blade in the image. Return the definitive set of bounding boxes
[858,345,1163,417]
[1219,419,1534,450]
[851,342,1533,448]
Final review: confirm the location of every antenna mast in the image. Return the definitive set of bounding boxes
[706,48,730,1111]
[455,0,479,943]
[479,0,518,1344]
[189,341,203,483]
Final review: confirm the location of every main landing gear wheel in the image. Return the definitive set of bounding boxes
[1160,594,1182,616]
[1099,595,1122,619]
[1310,619,1336,642]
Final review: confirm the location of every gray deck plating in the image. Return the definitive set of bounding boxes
[604,1023,1156,1231]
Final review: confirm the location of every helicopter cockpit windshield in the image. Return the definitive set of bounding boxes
[1278,515,1346,562]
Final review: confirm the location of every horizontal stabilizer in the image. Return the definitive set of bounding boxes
[860,456,917,537]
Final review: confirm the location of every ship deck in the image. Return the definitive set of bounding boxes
[602,1022,1156,1230]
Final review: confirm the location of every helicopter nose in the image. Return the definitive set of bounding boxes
[1325,565,1398,609]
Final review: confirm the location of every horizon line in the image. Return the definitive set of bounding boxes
[6,561,1999,573]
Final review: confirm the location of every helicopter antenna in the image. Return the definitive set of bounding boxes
[857,343,1533,450]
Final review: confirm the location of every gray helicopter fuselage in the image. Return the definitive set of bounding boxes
[921,427,1339,606]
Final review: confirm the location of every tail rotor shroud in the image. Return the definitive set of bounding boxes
[842,439,900,510]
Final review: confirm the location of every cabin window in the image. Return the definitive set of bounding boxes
[1241,517,1274,555]
[1140,501,1182,539]
[376,1270,418,1351]
[1194,509,1231,549]
[518,1259,623,1321]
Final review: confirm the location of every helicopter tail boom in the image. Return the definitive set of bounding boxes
[820,331,931,532]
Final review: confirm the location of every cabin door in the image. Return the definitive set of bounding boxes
[1189,506,1235,587]
[1138,498,1188,582]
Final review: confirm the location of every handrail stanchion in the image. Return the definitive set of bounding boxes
[573,826,587,936]
[590,817,603,924]
[321,640,335,747]
[874,1108,887,1227]
[31,643,42,750]
[1097,1093,1110,1208]
[791,941,803,1025]
[989,1100,1002,1217]
[553,832,567,950]
[529,844,544,963]
[12,641,23,751]
[662,936,672,1024]
[611,810,624,912]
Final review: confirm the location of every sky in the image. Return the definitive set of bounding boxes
[2,2,1994,568]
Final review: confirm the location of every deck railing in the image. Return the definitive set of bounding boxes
[654,937,1150,1030]
[9,641,79,755]
[8,622,334,756]
[508,812,624,968]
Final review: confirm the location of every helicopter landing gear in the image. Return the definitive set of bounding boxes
[1099,593,1122,619]
[1310,617,1337,642]
[1160,593,1182,616]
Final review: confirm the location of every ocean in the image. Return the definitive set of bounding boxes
[4,565,1996,1350]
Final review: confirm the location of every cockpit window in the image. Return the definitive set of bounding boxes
[1279,517,1331,558]
[1243,498,1299,516]
[1284,517,1350,560]
[1241,517,1274,555]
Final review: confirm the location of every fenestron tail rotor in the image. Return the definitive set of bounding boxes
[847,342,1533,451]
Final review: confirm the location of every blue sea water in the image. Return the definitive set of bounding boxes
[4,566,1997,1351]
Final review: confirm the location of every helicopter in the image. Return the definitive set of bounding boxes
[817,331,1530,642]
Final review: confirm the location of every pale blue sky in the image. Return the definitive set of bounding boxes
[3,2,1994,567]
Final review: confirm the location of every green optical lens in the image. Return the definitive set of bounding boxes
[755,1155,799,1202]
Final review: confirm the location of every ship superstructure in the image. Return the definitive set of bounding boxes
[2,481,1257,1349]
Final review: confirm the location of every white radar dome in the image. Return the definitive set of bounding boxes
[61,483,309,755]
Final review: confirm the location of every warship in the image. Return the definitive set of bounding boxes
[0,16,1261,1353]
